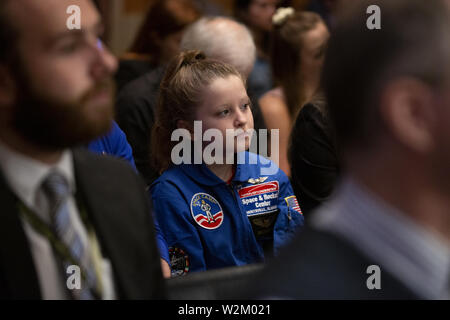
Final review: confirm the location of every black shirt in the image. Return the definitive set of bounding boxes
[115,66,166,186]
[289,101,340,217]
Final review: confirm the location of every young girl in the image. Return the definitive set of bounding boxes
[150,50,304,276]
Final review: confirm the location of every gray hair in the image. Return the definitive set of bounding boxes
[181,16,256,79]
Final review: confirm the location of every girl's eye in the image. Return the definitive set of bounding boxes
[219,109,230,116]
[241,103,251,110]
[59,39,88,54]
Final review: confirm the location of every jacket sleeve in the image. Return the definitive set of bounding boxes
[152,213,170,265]
[109,121,137,171]
[150,181,207,274]
[273,171,305,255]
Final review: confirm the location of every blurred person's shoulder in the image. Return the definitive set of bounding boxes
[116,65,166,107]
[252,226,419,300]
[150,165,191,194]
[259,87,285,106]
[258,88,289,121]
[115,58,155,93]
[72,147,144,188]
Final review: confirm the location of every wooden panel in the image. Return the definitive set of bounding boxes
[123,0,153,14]
[292,0,312,10]
[208,0,313,15]
[211,0,233,15]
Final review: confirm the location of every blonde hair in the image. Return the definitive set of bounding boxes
[151,50,244,173]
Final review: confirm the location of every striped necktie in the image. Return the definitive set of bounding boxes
[42,171,99,300]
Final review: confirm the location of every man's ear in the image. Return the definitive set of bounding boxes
[379,77,436,153]
[176,119,194,139]
[0,65,16,108]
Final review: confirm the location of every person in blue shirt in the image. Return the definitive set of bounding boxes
[150,50,304,276]
[87,121,136,169]
[87,120,171,277]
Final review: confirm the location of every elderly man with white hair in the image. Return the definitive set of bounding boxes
[181,17,256,79]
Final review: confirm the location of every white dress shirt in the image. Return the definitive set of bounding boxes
[0,142,116,299]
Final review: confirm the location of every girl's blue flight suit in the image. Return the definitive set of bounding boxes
[150,152,304,275]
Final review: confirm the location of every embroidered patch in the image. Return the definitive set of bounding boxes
[238,181,279,217]
[238,181,279,198]
[190,193,224,230]
[169,247,190,277]
[247,176,269,184]
[285,195,303,215]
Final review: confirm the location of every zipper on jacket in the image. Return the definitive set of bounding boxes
[229,182,266,262]
[227,182,255,258]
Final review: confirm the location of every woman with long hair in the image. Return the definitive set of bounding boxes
[259,8,329,176]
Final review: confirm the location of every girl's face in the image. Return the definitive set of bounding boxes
[195,75,254,155]
[299,22,330,90]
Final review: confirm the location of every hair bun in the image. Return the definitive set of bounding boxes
[273,7,295,26]
[179,50,206,68]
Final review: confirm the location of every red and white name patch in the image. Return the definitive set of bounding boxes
[238,181,279,198]
[238,181,279,217]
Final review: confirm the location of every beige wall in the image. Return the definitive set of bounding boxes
[107,0,148,56]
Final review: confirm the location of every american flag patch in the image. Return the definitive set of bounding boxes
[285,196,303,215]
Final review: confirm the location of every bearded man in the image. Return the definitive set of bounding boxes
[0,0,165,299]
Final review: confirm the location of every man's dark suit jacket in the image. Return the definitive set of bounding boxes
[249,227,419,299]
[0,149,166,299]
